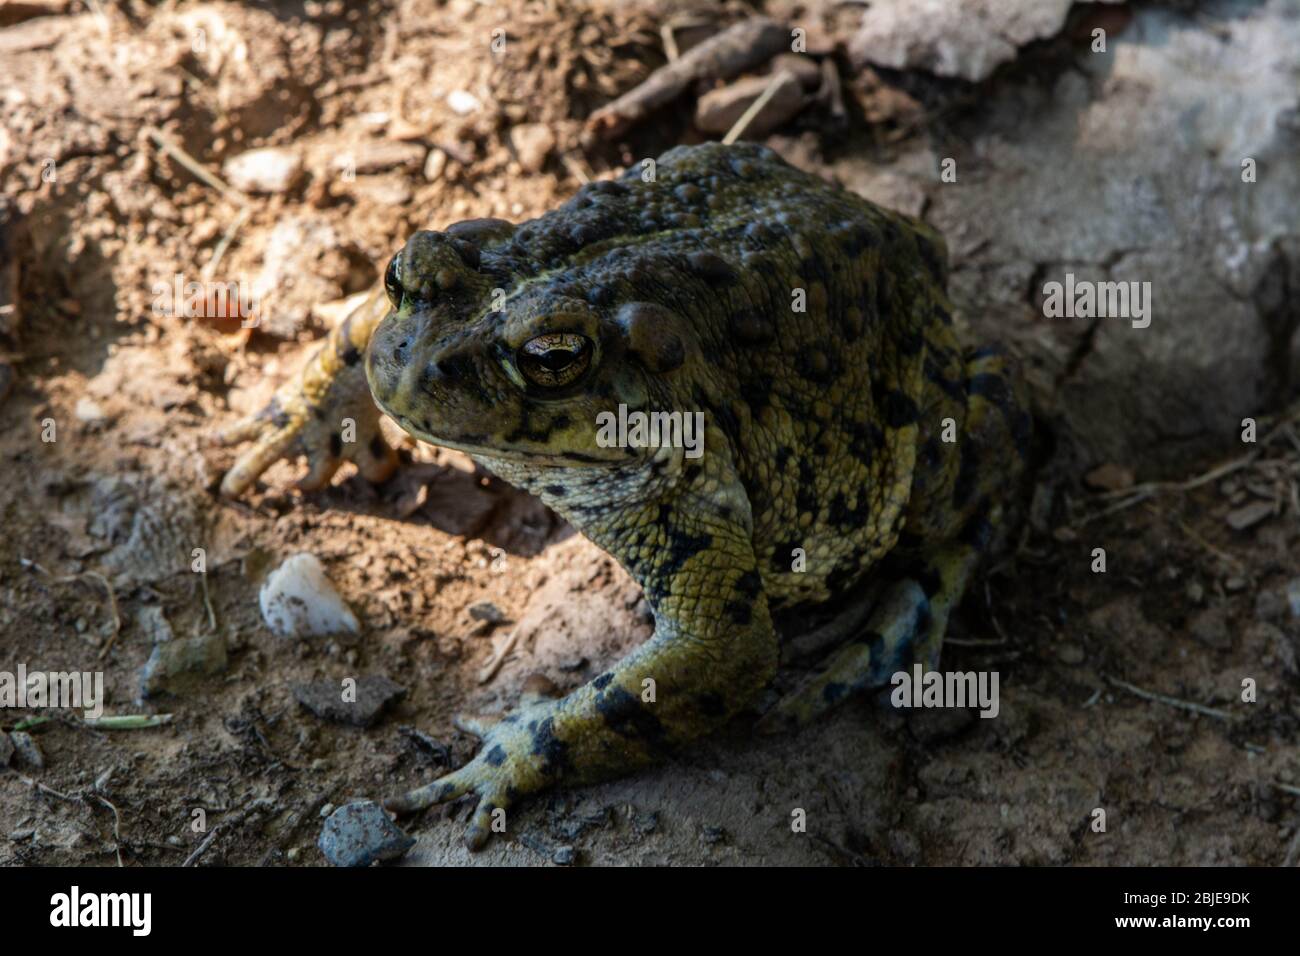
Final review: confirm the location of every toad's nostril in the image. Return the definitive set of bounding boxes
[392,337,411,362]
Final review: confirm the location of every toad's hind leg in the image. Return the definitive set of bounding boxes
[758,545,977,731]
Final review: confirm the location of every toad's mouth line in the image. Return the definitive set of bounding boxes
[382,410,623,467]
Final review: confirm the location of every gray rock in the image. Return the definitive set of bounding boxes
[694,72,805,138]
[468,601,506,625]
[293,674,406,727]
[851,0,1124,82]
[140,632,228,698]
[509,123,555,174]
[915,0,1300,471]
[1189,606,1233,650]
[135,605,175,644]
[10,730,43,769]
[85,475,207,588]
[318,801,414,867]
[552,845,575,866]
[1227,501,1274,531]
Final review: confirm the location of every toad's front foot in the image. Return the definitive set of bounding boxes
[217,287,398,497]
[384,701,560,850]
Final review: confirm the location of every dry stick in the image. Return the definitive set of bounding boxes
[147,127,255,282]
[478,629,519,684]
[585,17,788,138]
[91,794,124,867]
[1175,515,1247,574]
[4,767,76,802]
[1103,674,1236,722]
[1087,406,1300,522]
[722,71,791,145]
[182,796,275,867]
[660,22,680,61]
[144,128,248,205]
[198,569,218,633]
[202,205,252,283]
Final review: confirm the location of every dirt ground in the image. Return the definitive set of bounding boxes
[1,0,1298,867]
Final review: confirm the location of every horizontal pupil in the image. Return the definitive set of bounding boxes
[539,349,574,371]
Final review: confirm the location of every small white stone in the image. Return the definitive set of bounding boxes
[447,90,481,115]
[74,397,107,423]
[222,147,303,194]
[259,553,360,639]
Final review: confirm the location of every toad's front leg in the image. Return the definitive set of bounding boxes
[385,489,778,849]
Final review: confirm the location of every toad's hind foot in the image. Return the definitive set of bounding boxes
[758,546,977,732]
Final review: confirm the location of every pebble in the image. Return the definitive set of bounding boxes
[10,730,44,769]
[222,147,303,194]
[423,147,448,182]
[1057,644,1085,665]
[1083,462,1135,492]
[1188,605,1233,649]
[74,396,107,423]
[334,141,426,175]
[699,825,726,846]
[318,801,414,867]
[260,553,360,639]
[135,605,175,644]
[447,90,481,115]
[694,72,805,137]
[140,632,229,698]
[292,674,406,727]
[770,53,822,90]
[509,122,555,173]
[468,601,506,625]
[1226,500,1273,531]
[552,845,575,866]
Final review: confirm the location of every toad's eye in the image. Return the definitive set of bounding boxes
[517,333,592,388]
[383,255,403,308]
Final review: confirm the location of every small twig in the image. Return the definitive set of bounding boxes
[182,796,275,867]
[8,715,52,732]
[1087,406,1300,521]
[1103,675,1236,722]
[659,22,679,61]
[91,794,124,867]
[722,71,790,145]
[83,571,122,658]
[201,205,251,283]
[558,151,592,185]
[1174,516,1247,574]
[83,714,174,730]
[478,629,519,684]
[145,128,248,205]
[198,569,218,633]
[3,766,76,802]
